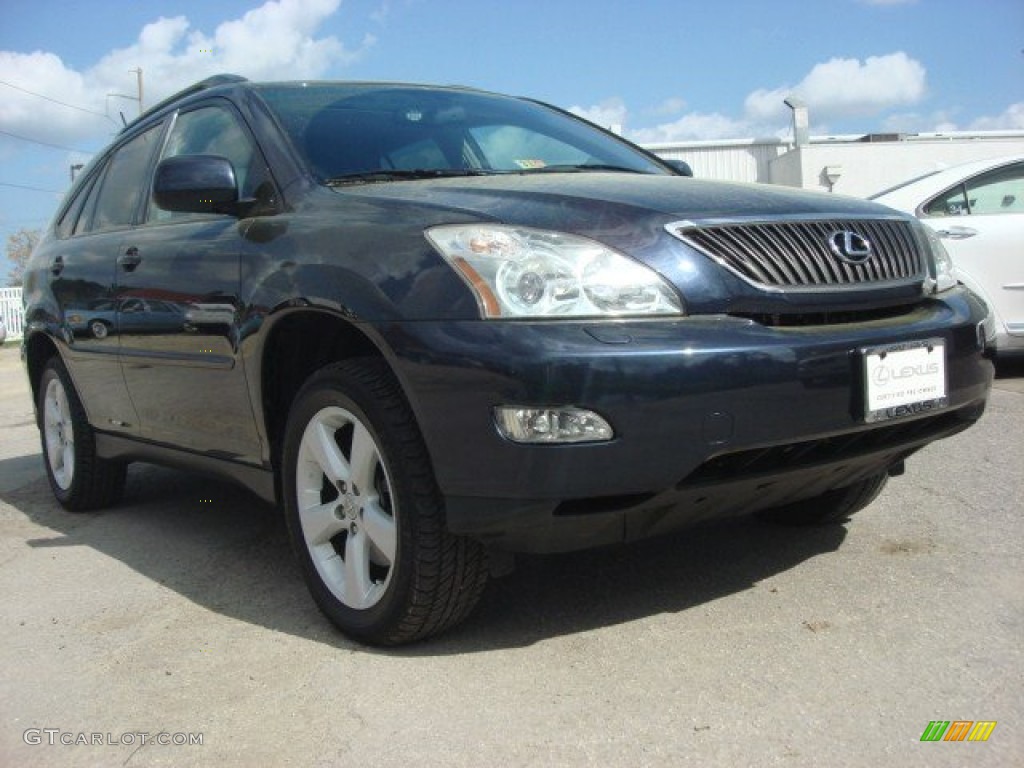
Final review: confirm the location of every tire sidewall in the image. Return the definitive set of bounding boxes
[282,366,423,639]
[38,359,81,506]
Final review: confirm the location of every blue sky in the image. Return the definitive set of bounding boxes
[2,0,1022,283]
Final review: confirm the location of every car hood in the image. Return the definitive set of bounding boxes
[338,172,900,224]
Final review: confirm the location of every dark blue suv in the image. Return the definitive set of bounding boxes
[22,76,993,644]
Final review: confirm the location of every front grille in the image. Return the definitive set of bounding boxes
[672,218,926,291]
[732,303,918,327]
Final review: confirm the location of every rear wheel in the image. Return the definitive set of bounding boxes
[755,473,889,526]
[89,320,109,339]
[282,359,488,646]
[38,357,126,511]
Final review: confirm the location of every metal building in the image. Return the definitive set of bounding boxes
[645,129,1024,198]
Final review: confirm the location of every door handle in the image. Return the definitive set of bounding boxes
[1003,283,1024,291]
[50,255,65,276]
[118,247,142,271]
[935,226,977,240]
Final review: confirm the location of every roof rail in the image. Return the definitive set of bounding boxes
[120,74,248,133]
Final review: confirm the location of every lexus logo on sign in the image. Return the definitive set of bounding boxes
[828,231,873,264]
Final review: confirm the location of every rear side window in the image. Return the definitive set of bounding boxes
[89,124,163,232]
[923,162,1024,217]
[56,173,99,239]
[963,162,1024,215]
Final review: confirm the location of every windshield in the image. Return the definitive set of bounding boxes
[254,83,668,182]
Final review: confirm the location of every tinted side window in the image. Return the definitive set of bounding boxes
[73,170,107,236]
[91,124,163,231]
[57,173,99,239]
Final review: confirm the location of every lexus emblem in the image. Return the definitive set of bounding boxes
[828,230,873,264]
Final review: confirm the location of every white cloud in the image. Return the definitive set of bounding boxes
[968,102,1024,131]
[631,112,761,144]
[625,51,930,143]
[648,97,687,117]
[881,109,959,133]
[879,102,1024,133]
[568,98,628,131]
[0,0,369,148]
[744,52,926,124]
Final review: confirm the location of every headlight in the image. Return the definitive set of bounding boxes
[920,224,956,293]
[425,225,684,318]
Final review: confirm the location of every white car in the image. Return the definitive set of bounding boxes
[872,154,1024,357]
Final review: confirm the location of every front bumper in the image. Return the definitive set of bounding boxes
[380,287,993,552]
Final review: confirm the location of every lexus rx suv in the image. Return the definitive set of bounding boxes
[22,76,994,645]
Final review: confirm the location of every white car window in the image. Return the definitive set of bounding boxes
[923,162,1024,217]
[964,163,1024,215]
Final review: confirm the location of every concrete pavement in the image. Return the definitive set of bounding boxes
[0,343,1021,767]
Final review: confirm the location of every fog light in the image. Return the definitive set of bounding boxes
[494,406,614,444]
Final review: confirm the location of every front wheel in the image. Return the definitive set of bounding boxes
[755,473,889,526]
[282,359,488,646]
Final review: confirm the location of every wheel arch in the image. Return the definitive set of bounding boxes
[257,308,408,480]
[23,330,62,421]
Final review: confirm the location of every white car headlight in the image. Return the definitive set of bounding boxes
[426,225,684,318]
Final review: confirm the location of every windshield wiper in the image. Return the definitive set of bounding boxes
[521,164,646,174]
[325,168,497,185]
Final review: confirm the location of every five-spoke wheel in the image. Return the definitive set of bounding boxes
[295,405,398,611]
[282,360,487,645]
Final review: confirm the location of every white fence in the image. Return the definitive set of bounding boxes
[1,287,24,341]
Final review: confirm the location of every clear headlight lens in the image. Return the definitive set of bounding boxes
[921,224,957,293]
[426,225,683,318]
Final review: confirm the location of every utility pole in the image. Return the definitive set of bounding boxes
[106,68,144,124]
[132,67,143,112]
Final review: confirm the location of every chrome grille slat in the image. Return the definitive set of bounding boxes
[772,224,816,285]
[674,218,926,291]
[717,228,781,284]
[863,220,900,278]
[747,225,806,285]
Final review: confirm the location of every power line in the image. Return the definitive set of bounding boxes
[0,79,109,118]
[0,180,60,192]
[0,128,94,154]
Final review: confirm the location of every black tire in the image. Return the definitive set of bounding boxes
[282,359,488,646]
[755,473,889,526]
[37,356,126,511]
[89,320,109,339]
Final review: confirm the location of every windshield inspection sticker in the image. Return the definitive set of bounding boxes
[863,339,947,422]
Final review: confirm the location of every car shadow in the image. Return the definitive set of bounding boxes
[995,356,1024,379]
[1,457,846,655]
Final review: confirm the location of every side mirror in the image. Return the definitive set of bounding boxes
[153,155,239,214]
[664,159,694,177]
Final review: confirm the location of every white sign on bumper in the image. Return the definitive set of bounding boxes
[863,339,948,423]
